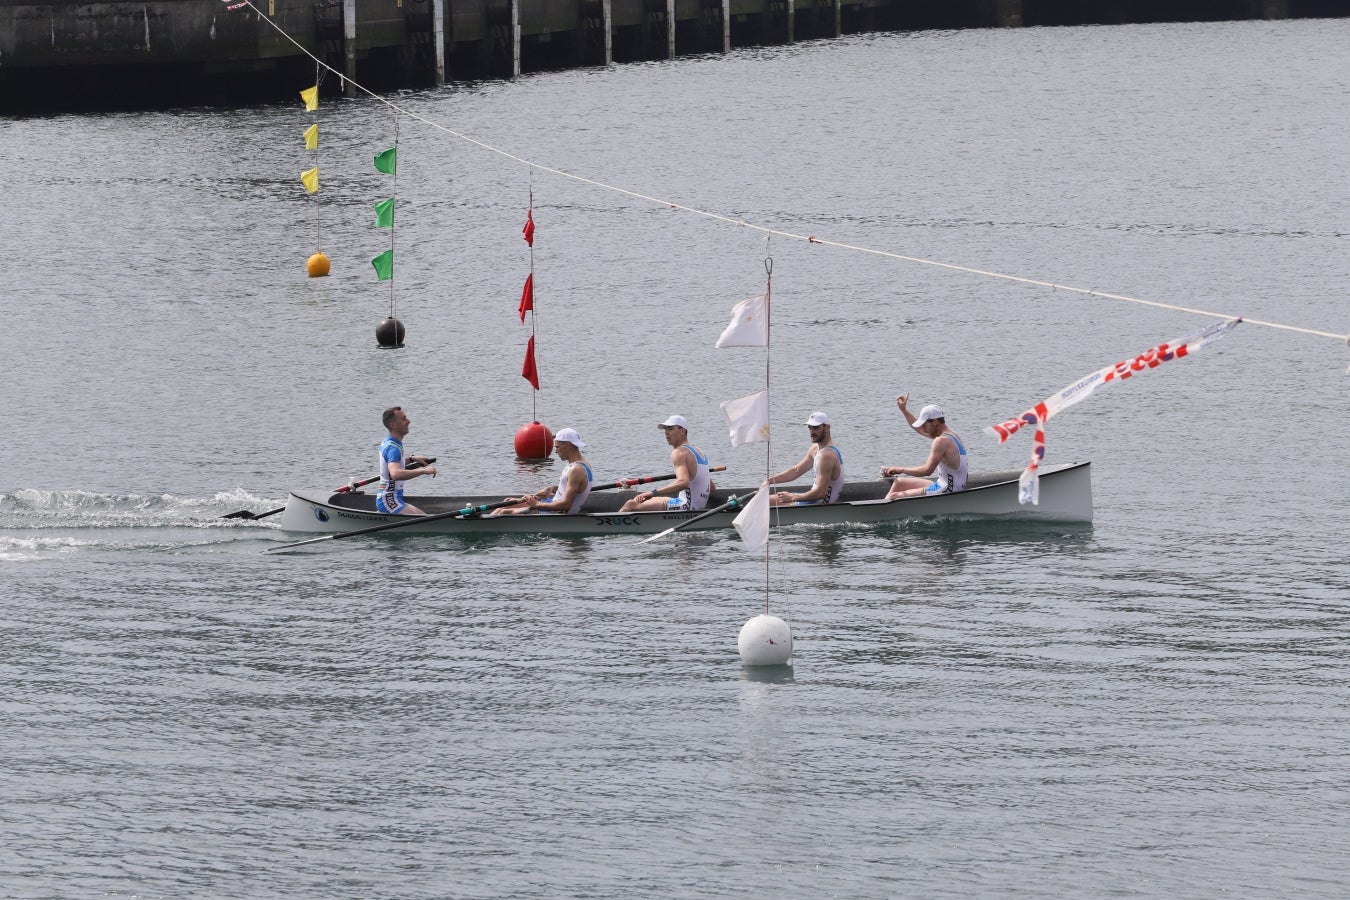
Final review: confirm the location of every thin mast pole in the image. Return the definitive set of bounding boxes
[389,117,399,322]
[529,171,537,422]
[763,242,773,613]
[314,61,322,251]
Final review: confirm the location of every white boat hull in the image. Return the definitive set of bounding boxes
[275,461,1092,537]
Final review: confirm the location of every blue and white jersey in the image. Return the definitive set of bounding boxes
[377,435,406,512]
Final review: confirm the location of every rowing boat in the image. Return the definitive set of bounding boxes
[274,460,1091,537]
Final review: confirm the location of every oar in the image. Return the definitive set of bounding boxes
[598,464,726,493]
[638,492,750,544]
[224,459,433,520]
[453,466,726,519]
[265,499,516,552]
[266,466,727,552]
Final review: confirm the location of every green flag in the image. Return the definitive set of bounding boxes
[371,249,393,281]
[374,198,395,229]
[374,147,397,175]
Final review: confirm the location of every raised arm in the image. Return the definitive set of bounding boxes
[895,392,918,430]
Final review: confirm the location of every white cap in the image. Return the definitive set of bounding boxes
[803,411,830,427]
[912,404,945,428]
[554,427,586,449]
[659,415,689,430]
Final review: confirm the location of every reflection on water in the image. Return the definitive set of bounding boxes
[3,19,1349,899]
[739,663,795,684]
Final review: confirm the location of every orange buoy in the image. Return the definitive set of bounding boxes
[306,252,331,278]
[514,422,554,460]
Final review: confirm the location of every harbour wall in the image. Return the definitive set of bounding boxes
[0,0,1346,108]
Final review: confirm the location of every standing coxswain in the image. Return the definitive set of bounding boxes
[377,406,438,515]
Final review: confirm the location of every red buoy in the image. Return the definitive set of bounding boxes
[513,422,554,460]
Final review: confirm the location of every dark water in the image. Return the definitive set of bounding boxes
[3,19,1349,897]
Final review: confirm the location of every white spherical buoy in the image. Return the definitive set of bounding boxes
[738,614,792,666]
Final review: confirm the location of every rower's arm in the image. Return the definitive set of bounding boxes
[795,451,838,502]
[666,446,695,493]
[905,438,949,478]
[536,466,586,512]
[388,459,437,480]
[768,451,813,486]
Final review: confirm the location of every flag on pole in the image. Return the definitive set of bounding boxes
[303,123,318,150]
[720,390,770,447]
[374,198,395,229]
[987,317,1241,504]
[733,484,771,551]
[299,86,318,111]
[715,294,769,348]
[374,147,397,175]
[523,210,535,247]
[300,167,319,194]
[522,336,540,390]
[371,249,393,281]
[518,274,534,323]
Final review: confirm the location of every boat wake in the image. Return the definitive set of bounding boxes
[0,489,277,561]
[0,488,273,529]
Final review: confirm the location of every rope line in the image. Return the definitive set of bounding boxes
[236,0,1349,347]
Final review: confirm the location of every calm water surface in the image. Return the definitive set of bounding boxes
[2,18,1349,897]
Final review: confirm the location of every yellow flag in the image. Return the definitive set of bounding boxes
[303,123,318,150]
[299,86,318,112]
[301,167,319,194]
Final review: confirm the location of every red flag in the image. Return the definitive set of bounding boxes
[521,336,540,390]
[523,210,535,247]
[518,273,533,323]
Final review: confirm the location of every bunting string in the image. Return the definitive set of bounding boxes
[226,0,1347,355]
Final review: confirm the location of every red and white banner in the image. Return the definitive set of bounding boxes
[986,318,1241,504]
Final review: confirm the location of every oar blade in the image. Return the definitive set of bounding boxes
[222,510,257,520]
[638,526,679,545]
[636,493,745,544]
[265,533,339,553]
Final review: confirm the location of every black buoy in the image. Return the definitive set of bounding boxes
[376,317,405,349]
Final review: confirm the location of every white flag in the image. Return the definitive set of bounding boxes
[733,483,771,551]
[720,390,770,448]
[714,294,768,348]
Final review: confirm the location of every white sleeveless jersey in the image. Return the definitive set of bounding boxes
[554,461,593,514]
[812,445,845,504]
[679,444,713,511]
[933,432,968,493]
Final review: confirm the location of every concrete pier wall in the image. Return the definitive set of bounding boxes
[1,0,1347,108]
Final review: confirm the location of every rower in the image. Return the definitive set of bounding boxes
[377,406,438,515]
